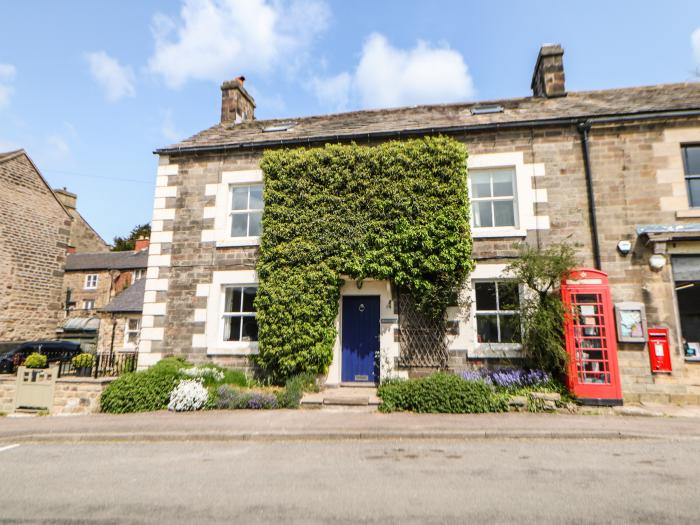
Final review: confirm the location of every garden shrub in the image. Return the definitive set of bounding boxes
[168,379,210,412]
[460,368,556,393]
[216,385,278,410]
[23,352,47,369]
[100,372,178,414]
[377,373,508,414]
[256,137,473,381]
[71,353,94,369]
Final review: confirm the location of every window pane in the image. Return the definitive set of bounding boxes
[242,287,257,312]
[474,201,493,227]
[241,317,259,342]
[249,185,263,209]
[231,213,248,237]
[475,282,497,311]
[231,186,248,210]
[500,314,521,343]
[127,332,139,344]
[493,201,515,227]
[688,178,700,208]
[471,172,492,198]
[476,314,499,342]
[684,146,700,175]
[491,170,514,197]
[224,287,242,313]
[248,211,262,236]
[498,282,520,310]
[224,316,241,341]
[127,318,140,330]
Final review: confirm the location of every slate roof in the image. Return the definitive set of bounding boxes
[65,250,148,271]
[102,278,146,313]
[156,82,700,154]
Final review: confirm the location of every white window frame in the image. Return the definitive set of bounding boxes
[473,280,522,345]
[131,269,145,284]
[205,270,260,355]
[468,152,541,238]
[213,170,264,248]
[221,285,258,343]
[84,274,98,290]
[470,168,519,230]
[83,299,95,310]
[228,184,263,240]
[124,317,141,348]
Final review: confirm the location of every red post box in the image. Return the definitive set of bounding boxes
[647,328,672,373]
[561,269,623,405]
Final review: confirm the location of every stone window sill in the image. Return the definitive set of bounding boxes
[676,209,700,219]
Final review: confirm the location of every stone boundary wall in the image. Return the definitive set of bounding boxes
[0,375,114,415]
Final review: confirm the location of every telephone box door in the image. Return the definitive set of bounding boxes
[562,269,622,405]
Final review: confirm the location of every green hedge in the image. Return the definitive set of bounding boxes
[100,372,178,414]
[377,373,509,414]
[257,137,473,381]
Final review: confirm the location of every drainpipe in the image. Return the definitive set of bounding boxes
[577,121,602,270]
[109,315,117,359]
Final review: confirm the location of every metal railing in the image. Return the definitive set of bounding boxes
[57,352,138,378]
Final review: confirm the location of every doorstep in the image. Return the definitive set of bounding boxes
[301,386,380,409]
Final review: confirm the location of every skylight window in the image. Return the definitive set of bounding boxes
[470,105,504,115]
[262,122,296,133]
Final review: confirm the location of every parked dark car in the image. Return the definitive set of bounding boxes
[0,341,82,373]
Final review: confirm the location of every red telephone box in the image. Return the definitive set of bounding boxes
[561,269,623,405]
[647,328,672,373]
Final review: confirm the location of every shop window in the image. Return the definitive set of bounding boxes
[474,281,521,343]
[682,145,700,208]
[222,285,258,342]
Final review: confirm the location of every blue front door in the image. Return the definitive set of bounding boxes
[341,295,380,383]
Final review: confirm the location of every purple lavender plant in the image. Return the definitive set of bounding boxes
[246,392,278,409]
[460,368,551,390]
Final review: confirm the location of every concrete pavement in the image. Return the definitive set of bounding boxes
[3,410,700,443]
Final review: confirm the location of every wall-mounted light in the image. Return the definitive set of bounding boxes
[649,254,667,271]
[617,240,632,256]
[355,279,363,289]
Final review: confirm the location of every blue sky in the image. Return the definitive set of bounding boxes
[1,0,699,243]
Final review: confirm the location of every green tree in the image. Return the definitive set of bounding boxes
[505,243,578,376]
[112,223,151,251]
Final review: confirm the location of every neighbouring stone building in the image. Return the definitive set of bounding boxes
[0,150,72,343]
[140,45,700,403]
[59,240,148,351]
[53,188,110,254]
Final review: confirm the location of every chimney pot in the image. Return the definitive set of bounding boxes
[221,75,256,124]
[134,237,150,252]
[531,44,566,98]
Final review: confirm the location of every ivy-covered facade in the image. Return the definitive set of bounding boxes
[138,46,700,402]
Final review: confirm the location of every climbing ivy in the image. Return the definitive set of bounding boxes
[255,137,473,381]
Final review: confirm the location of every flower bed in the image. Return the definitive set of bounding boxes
[100,357,319,414]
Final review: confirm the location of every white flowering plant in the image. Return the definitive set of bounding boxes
[168,379,210,412]
[180,366,225,382]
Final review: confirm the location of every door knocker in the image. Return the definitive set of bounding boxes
[358,303,365,312]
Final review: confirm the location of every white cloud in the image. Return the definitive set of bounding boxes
[85,51,136,102]
[0,63,16,108]
[148,0,329,88]
[312,33,475,111]
[693,28,700,65]
[161,109,180,142]
[47,134,70,157]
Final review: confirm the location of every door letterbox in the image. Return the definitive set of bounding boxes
[648,328,672,373]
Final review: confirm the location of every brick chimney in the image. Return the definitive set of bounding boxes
[53,187,77,210]
[221,76,256,124]
[531,44,566,98]
[134,236,150,252]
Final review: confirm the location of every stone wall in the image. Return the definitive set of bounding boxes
[143,117,700,402]
[54,188,110,253]
[0,152,72,342]
[97,313,141,353]
[0,375,113,415]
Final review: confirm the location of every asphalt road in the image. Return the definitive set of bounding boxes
[1,438,699,524]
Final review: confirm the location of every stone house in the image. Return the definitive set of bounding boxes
[53,188,110,254]
[140,45,700,403]
[59,240,148,351]
[0,150,72,343]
